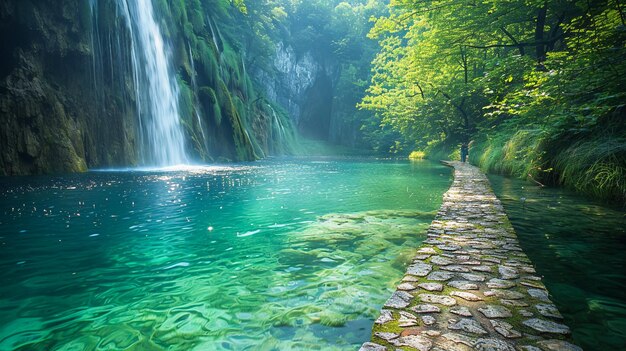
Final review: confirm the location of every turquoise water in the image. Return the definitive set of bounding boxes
[0,158,452,350]
[489,174,626,351]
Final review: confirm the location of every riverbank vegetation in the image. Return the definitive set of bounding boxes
[1,0,623,203]
[358,0,626,204]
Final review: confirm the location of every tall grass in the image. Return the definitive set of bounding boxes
[470,126,626,205]
[424,140,461,161]
[471,128,547,179]
[552,138,626,203]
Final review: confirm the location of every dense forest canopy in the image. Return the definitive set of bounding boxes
[355,0,625,203]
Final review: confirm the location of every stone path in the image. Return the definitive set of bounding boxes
[360,162,581,351]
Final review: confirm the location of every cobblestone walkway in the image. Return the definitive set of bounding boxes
[360,162,581,351]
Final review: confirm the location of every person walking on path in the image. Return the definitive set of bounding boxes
[461,142,468,163]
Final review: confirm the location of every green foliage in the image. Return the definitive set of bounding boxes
[212,103,223,127]
[360,0,626,203]
[231,0,247,14]
[471,128,547,179]
[553,138,626,202]
[177,75,194,125]
[169,0,186,23]
[199,86,217,105]
[197,40,219,85]
[227,101,256,160]
[408,151,425,160]
[198,86,221,127]
[190,9,205,33]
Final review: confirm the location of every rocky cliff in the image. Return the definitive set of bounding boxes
[0,0,297,175]
[0,1,124,175]
[0,0,381,175]
[257,42,337,141]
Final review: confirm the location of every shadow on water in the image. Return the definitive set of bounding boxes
[488,173,626,351]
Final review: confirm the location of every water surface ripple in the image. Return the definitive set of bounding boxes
[489,174,626,351]
[0,158,452,350]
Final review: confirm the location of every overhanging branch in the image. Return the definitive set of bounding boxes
[466,35,564,50]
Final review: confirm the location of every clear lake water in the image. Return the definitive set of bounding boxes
[489,174,626,351]
[0,158,451,350]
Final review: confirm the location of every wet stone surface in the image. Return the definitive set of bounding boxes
[449,318,489,335]
[384,291,413,309]
[478,305,512,318]
[412,304,442,314]
[418,282,444,292]
[448,281,479,290]
[522,318,571,334]
[362,162,580,351]
[450,306,472,317]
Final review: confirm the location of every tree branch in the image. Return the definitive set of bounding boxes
[500,26,525,55]
[466,35,563,50]
[431,84,469,127]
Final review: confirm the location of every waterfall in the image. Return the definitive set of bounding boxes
[96,0,189,166]
[121,0,189,166]
[207,15,225,77]
[268,104,286,147]
[207,16,221,54]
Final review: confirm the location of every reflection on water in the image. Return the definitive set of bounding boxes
[489,174,626,351]
[0,157,452,350]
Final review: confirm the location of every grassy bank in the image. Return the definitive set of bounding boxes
[468,119,626,206]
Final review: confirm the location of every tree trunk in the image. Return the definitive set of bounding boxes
[535,2,548,66]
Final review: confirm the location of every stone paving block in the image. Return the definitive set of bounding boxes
[363,162,580,351]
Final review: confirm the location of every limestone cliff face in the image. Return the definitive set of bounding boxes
[0,0,138,175]
[257,42,338,140]
[0,0,296,175]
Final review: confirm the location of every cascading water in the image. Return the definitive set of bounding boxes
[111,0,189,166]
[268,104,286,144]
